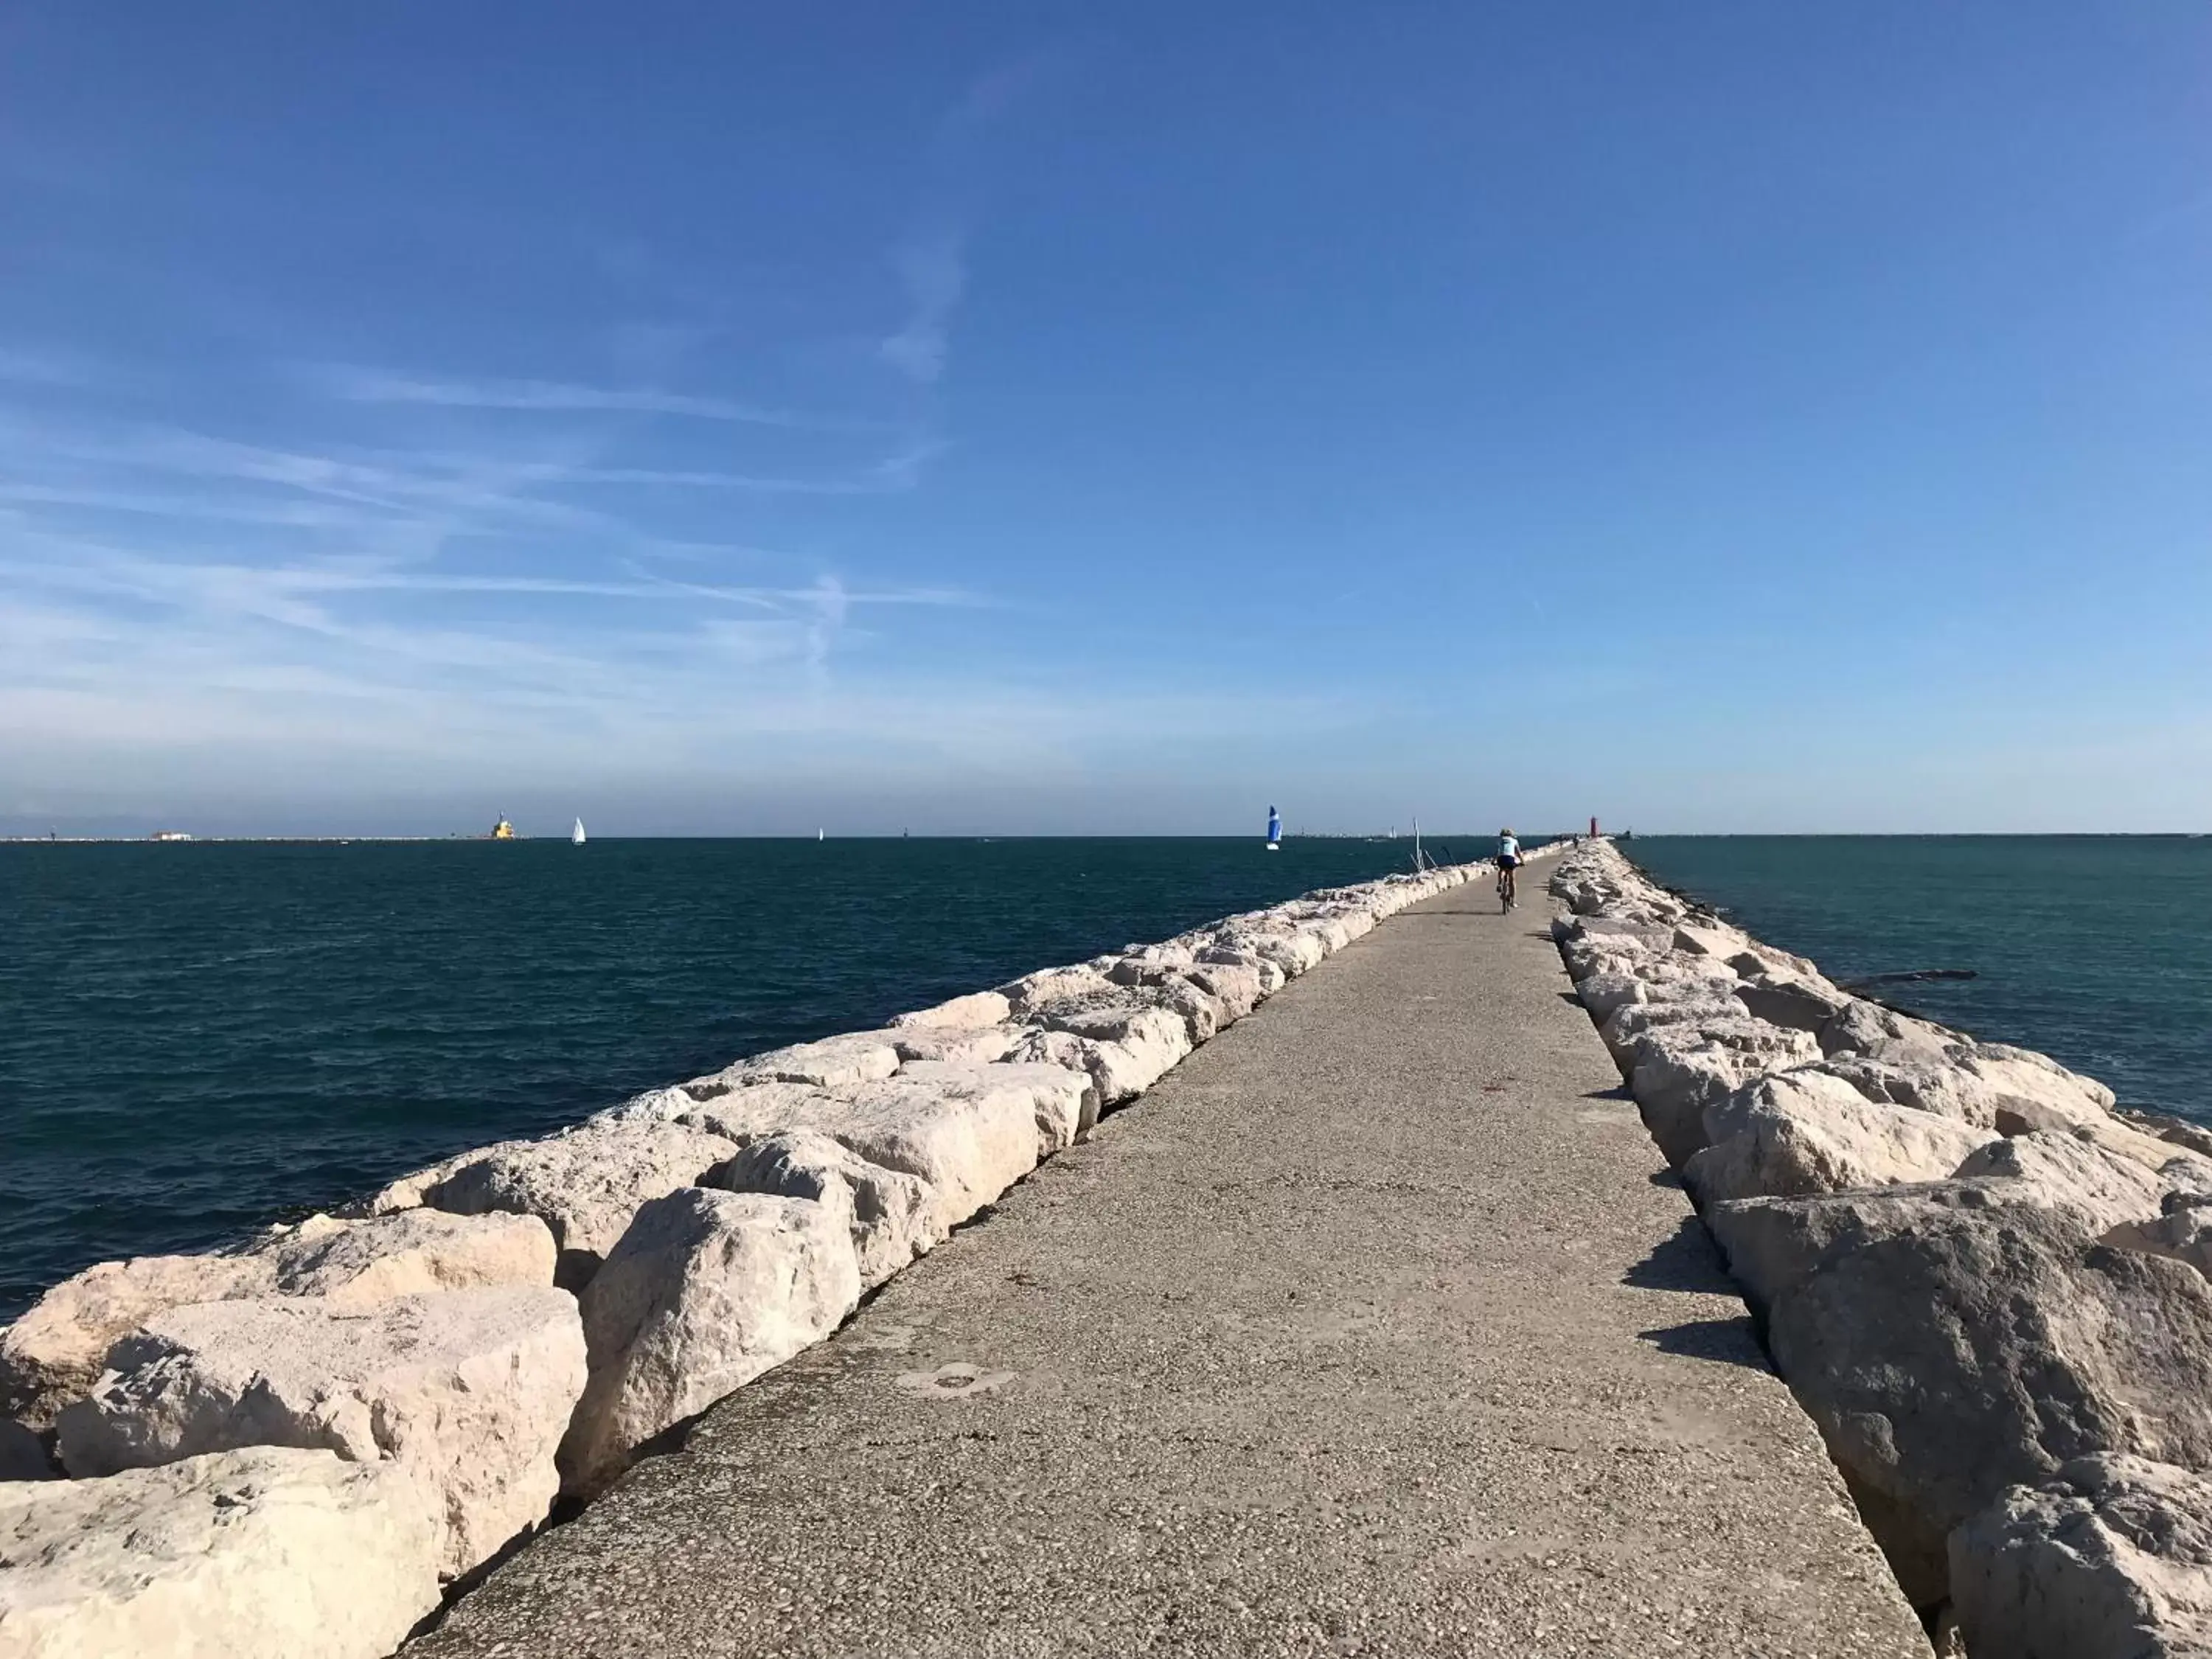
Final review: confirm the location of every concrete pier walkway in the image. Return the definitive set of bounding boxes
[414,883,1926,1657]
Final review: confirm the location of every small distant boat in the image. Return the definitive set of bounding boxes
[818,827,824,843]
[571,818,587,846]
[490,815,516,841]
[1266,806,1282,851]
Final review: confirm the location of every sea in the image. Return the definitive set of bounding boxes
[0,835,1475,1320]
[3,834,2205,1322]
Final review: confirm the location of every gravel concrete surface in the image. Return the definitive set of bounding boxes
[410,882,1928,1658]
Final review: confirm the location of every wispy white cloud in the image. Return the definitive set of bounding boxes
[875,58,1048,387]
[5,413,929,508]
[518,460,923,495]
[0,524,1331,815]
[880,232,967,385]
[0,344,114,389]
[316,366,877,431]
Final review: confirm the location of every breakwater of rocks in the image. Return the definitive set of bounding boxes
[1550,839,2212,1658]
[0,849,1554,1659]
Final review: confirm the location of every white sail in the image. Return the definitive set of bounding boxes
[571,818,586,846]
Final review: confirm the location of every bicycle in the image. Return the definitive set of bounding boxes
[1497,861,1517,912]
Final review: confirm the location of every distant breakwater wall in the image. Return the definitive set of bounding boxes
[0,845,1560,1659]
[1550,841,2212,1657]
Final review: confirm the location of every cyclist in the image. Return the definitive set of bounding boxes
[1496,828,1521,911]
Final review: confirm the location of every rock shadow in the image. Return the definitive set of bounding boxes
[1638,1315,1773,1374]
[1623,1216,1733,1295]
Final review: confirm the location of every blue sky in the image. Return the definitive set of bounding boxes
[3,1,2209,835]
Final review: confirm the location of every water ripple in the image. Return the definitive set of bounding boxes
[1,835,1436,1318]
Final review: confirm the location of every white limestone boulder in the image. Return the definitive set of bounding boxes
[1212,924,1328,978]
[1725,944,1826,981]
[998,963,1117,1017]
[1194,943,1285,998]
[1571,956,1729,1018]
[886,1022,1027,1066]
[1969,1042,2118,1110]
[889,990,1013,1031]
[2160,1154,2212,1204]
[1079,974,1222,1044]
[55,1285,587,1577]
[708,1128,940,1287]
[260,1208,557,1306]
[1955,1057,2117,1136]
[1559,933,1655,984]
[3,1257,246,1438]
[1110,953,1262,1029]
[1186,959,1267,1023]
[585,1084,714,1129]
[1951,1454,2212,1659]
[681,1062,1093,1233]
[1321,908,1375,944]
[1705,1183,2212,1606]
[360,1146,483,1217]
[1731,973,1855,1034]
[1685,1070,1997,1205]
[2121,1110,2212,1164]
[2108,1199,2212,1282]
[1598,993,1752,1064]
[1573,970,1650,1020]
[1109,942,1197,977]
[710,1032,902,1091]
[1004,1026,1150,1109]
[1017,995,1193,1103]
[1816,998,1958,1061]
[403,1120,740,1287]
[1818,1053,2006,1129]
[0,1447,445,1659]
[1672,921,1750,959]
[1557,913,1677,947]
[557,1189,861,1495]
[1625,1023,1822,1166]
[0,1211,556,1432]
[1955,1131,2169,1234]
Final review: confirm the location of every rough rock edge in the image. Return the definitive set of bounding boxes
[1548,839,2212,1651]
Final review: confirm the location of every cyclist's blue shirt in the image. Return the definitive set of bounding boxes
[1498,837,1520,861]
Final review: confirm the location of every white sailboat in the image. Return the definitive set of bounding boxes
[818,827,824,842]
[571,818,586,846]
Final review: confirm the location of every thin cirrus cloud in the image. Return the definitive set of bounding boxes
[0,59,1040,827]
[317,365,883,432]
[880,231,967,385]
[0,347,105,389]
[874,57,1051,386]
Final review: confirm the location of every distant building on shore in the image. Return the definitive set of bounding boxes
[150,830,195,843]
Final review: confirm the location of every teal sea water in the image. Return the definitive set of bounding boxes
[1626,836,2211,1127]
[7,834,2203,1324]
[0,835,1489,1320]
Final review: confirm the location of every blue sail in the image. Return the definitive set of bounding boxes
[1266,807,1281,844]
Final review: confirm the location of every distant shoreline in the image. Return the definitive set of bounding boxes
[4,836,1469,849]
[0,835,467,845]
